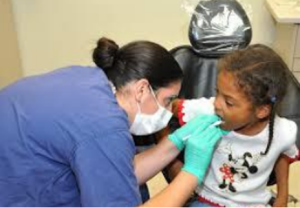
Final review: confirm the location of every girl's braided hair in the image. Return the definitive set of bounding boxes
[218,44,289,155]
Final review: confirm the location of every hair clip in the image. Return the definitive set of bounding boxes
[270,96,277,103]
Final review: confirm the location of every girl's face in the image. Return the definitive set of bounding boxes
[214,70,268,135]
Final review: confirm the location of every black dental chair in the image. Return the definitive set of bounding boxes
[172,0,251,100]
[164,0,300,205]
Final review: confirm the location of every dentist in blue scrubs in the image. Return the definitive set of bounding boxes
[0,37,225,206]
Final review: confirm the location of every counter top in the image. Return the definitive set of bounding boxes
[265,0,300,23]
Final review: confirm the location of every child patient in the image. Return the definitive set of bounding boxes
[174,44,299,207]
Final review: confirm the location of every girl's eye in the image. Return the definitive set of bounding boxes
[226,100,234,107]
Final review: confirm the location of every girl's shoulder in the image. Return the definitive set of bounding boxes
[275,116,297,132]
[177,97,215,125]
[274,116,298,144]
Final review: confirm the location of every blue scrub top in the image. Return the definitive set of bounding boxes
[0,66,141,206]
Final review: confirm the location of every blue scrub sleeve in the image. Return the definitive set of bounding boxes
[70,130,142,206]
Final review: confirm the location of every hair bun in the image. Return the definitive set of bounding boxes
[93,37,119,72]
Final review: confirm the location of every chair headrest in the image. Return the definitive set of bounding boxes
[188,0,252,57]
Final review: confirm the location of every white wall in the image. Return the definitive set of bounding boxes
[0,0,22,88]
[11,0,276,76]
[244,0,276,45]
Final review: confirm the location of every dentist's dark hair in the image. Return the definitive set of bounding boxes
[93,37,183,91]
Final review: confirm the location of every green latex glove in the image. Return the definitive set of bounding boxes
[168,114,219,151]
[182,123,229,184]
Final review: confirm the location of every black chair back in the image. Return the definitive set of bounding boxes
[174,0,252,100]
[278,70,300,148]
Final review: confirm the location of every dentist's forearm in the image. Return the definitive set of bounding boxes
[134,137,180,185]
[140,171,198,207]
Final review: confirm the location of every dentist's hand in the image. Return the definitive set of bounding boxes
[182,123,229,184]
[168,114,219,151]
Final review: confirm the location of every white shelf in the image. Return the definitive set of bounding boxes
[265,0,300,23]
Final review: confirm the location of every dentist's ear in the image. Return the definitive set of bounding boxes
[134,79,150,103]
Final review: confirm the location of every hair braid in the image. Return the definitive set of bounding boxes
[262,102,276,155]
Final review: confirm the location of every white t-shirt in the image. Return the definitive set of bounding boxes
[179,98,299,207]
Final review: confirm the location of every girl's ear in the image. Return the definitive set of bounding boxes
[255,104,271,119]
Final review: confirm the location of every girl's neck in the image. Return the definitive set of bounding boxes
[235,119,269,136]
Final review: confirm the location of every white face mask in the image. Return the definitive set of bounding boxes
[129,87,173,136]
